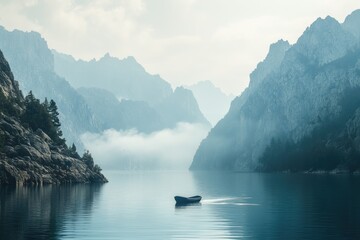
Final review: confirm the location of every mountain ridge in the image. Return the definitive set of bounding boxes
[53,50,173,105]
[191,10,360,172]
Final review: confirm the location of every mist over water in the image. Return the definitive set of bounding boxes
[81,123,210,170]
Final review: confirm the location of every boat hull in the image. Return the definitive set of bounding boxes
[174,195,202,204]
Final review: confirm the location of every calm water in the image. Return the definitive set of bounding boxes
[1,171,359,239]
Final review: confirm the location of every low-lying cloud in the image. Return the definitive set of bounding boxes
[81,123,210,170]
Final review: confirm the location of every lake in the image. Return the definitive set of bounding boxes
[1,171,359,239]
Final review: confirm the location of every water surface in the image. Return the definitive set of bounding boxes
[1,171,359,239]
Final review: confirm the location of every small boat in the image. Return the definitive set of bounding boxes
[174,195,202,204]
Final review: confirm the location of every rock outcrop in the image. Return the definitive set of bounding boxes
[0,50,107,185]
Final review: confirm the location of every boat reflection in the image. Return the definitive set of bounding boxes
[175,202,202,209]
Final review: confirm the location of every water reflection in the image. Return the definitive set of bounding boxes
[1,172,359,239]
[0,184,103,240]
[191,172,360,240]
[175,202,202,209]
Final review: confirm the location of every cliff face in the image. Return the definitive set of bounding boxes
[191,10,360,172]
[0,50,107,184]
[0,27,100,150]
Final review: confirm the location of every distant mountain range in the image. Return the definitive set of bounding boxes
[191,9,360,173]
[187,80,234,125]
[53,51,172,105]
[0,26,209,153]
[53,50,209,129]
[78,87,165,132]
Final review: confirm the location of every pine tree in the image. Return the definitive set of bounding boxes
[43,97,49,109]
[69,143,80,158]
[21,93,65,146]
[82,150,94,169]
[24,91,37,105]
[49,100,61,131]
[48,99,65,144]
[22,91,51,133]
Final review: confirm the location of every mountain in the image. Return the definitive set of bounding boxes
[155,86,210,127]
[0,26,100,150]
[53,51,173,105]
[53,50,210,129]
[187,81,234,125]
[78,87,164,132]
[191,10,360,172]
[0,49,107,184]
[343,9,360,41]
[79,86,210,132]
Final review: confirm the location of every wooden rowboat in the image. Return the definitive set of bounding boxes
[174,195,202,204]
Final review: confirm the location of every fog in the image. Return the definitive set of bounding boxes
[81,123,210,170]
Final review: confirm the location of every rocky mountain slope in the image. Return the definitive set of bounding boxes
[191,10,360,172]
[0,50,107,184]
[0,26,100,150]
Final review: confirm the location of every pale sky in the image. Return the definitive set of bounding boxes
[0,0,359,95]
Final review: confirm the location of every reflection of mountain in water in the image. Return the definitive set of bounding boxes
[191,173,360,239]
[0,184,103,239]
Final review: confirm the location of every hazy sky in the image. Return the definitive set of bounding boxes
[0,0,359,94]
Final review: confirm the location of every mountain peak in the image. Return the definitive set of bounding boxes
[305,16,340,35]
[0,26,54,72]
[249,39,290,87]
[123,56,138,64]
[174,86,187,94]
[270,39,290,49]
[343,9,360,40]
[293,15,356,65]
[101,52,116,61]
[99,53,139,66]
[311,16,339,28]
